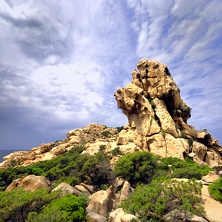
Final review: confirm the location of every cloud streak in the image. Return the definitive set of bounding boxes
[0,0,222,150]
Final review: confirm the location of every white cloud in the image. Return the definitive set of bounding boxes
[0,0,222,149]
[170,0,200,18]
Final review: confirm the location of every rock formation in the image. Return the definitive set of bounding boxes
[0,124,119,169]
[114,58,222,167]
[5,175,50,192]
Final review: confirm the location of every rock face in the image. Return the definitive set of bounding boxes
[86,185,115,217]
[115,59,222,166]
[5,175,50,192]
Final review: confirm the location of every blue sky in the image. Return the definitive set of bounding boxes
[0,0,222,151]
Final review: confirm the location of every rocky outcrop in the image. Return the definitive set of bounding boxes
[5,175,50,192]
[86,185,115,217]
[0,124,119,169]
[115,58,222,167]
[108,208,139,222]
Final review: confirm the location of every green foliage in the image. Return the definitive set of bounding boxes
[0,188,60,222]
[149,99,156,109]
[78,151,113,186]
[99,144,107,150]
[122,179,205,221]
[0,147,85,190]
[111,147,122,156]
[188,137,194,147]
[27,194,86,222]
[116,126,124,133]
[114,151,159,185]
[0,166,28,191]
[101,130,111,137]
[155,157,211,180]
[180,130,188,138]
[208,178,222,202]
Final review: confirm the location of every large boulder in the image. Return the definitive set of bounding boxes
[86,186,115,217]
[5,175,50,192]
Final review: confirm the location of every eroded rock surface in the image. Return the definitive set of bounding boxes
[114,58,222,166]
[5,175,50,192]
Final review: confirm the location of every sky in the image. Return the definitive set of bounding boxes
[0,0,222,151]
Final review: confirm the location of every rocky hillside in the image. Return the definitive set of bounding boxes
[0,59,222,222]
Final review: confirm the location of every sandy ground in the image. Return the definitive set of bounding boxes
[202,185,222,222]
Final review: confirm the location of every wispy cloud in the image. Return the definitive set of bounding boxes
[0,0,222,150]
[126,0,222,133]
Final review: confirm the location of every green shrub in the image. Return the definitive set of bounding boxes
[0,146,86,190]
[155,157,211,180]
[101,131,111,137]
[0,188,60,222]
[111,147,122,156]
[116,126,124,133]
[27,194,87,222]
[78,151,113,186]
[208,178,222,202]
[181,130,187,138]
[122,179,205,221]
[114,151,159,185]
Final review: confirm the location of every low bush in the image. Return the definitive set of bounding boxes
[111,147,122,156]
[27,194,87,222]
[155,157,211,180]
[208,178,222,202]
[122,179,205,221]
[114,151,159,185]
[0,188,60,222]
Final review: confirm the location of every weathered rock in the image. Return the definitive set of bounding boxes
[191,142,208,161]
[52,182,77,196]
[121,214,139,222]
[83,141,109,156]
[153,98,178,137]
[119,181,134,204]
[112,177,125,191]
[74,183,94,196]
[114,58,222,166]
[108,208,139,222]
[5,175,50,192]
[0,124,119,169]
[202,185,222,222]
[86,186,115,216]
[162,209,208,222]
[86,211,107,222]
[202,171,219,183]
[108,208,126,222]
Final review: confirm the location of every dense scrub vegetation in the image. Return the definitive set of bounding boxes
[0,146,215,221]
[114,153,211,186]
[208,178,222,202]
[114,151,159,185]
[26,194,87,222]
[121,179,205,221]
[0,146,113,190]
[0,187,87,222]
